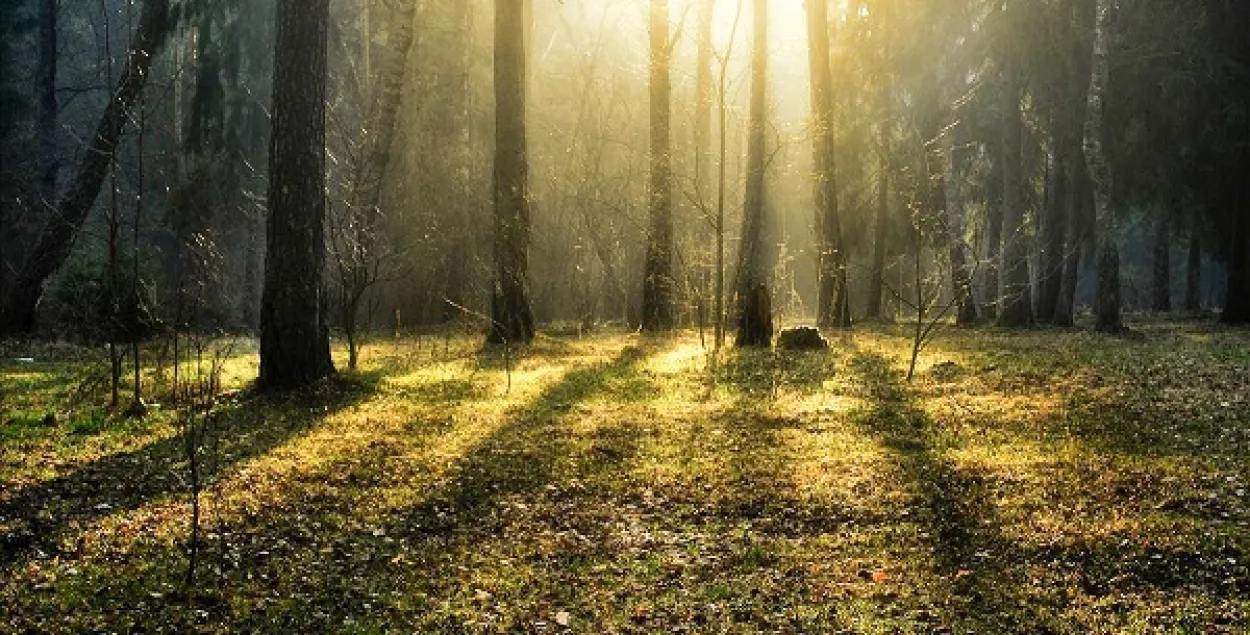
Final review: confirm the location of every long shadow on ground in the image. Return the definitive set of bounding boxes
[211,345,656,631]
[847,347,1046,632]
[0,374,380,569]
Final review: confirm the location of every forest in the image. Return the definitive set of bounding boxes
[0,0,1247,631]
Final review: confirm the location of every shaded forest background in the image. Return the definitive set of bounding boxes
[0,0,1247,352]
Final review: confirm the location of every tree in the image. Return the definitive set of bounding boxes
[996,66,1034,327]
[37,0,57,204]
[1152,207,1171,312]
[258,0,335,389]
[642,0,674,332]
[735,0,771,347]
[332,0,419,368]
[1201,0,1250,324]
[807,0,850,329]
[0,0,174,335]
[1084,0,1122,332]
[489,0,536,345]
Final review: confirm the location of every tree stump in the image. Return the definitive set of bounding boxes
[776,326,828,350]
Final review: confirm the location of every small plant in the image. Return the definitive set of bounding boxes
[174,332,234,601]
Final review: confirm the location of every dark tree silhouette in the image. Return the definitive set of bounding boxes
[258,0,335,389]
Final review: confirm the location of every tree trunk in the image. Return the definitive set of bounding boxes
[1084,0,1122,332]
[443,0,475,322]
[1054,154,1088,326]
[1152,208,1171,312]
[1185,228,1201,312]
[983,155,1004,319]
[695,0,714,192]
[489,0,536,344]
[997,70,1033,327]
[866,126,888,320]
[1223,175,1250,323]
[37,0,57,202]
[0,0,173,335]
[806,0,850,329]
[1039,144,1069,321]
[736,0,771,347]
[258,0,335,389]
[942,118,978,325]
[642,0,674,332]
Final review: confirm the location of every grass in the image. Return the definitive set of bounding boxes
[1,321,1247,633]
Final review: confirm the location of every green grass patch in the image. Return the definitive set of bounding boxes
[1,323,1247,633]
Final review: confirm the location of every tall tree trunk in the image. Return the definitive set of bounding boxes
[1152,208,1171,312]
[997,70,1033,327]
[1054,155,1087,326]
[258,0,334,389]
[983,154,1004,319]
[736,0,772,347]
[443,0,475,321]
[807,0,850,328]
[1185,228,1201,312]
[942,118,978,325]
[0,0,173,335]
[866,125,888,320]
[1084,0,1122,332]
[1224,176,1250,323]
[695,0,714,192]
[37,0,57,202]
[489,0,536,344]
[642,0,674,332]
[1039,142,1069,321]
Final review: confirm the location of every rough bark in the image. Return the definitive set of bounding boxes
[806,0,850,328]
[1152,209,1171,312]
[1084,0,1122,332]
[997,71,1033,327]
[642,0,674,332]
[258,0,335,389]
[735,0,771,347]
[0,0,173,335]
[489,0,536,344]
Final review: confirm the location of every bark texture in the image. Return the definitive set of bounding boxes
[259,0,335,389]
[735,0,771,347]
[489,0,536,344]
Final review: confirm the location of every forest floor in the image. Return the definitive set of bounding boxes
[1,319,1248,633]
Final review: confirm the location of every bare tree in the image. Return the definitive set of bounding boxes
[0,0,174,335]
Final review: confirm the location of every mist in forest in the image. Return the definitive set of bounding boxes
[0,0,1247,355]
